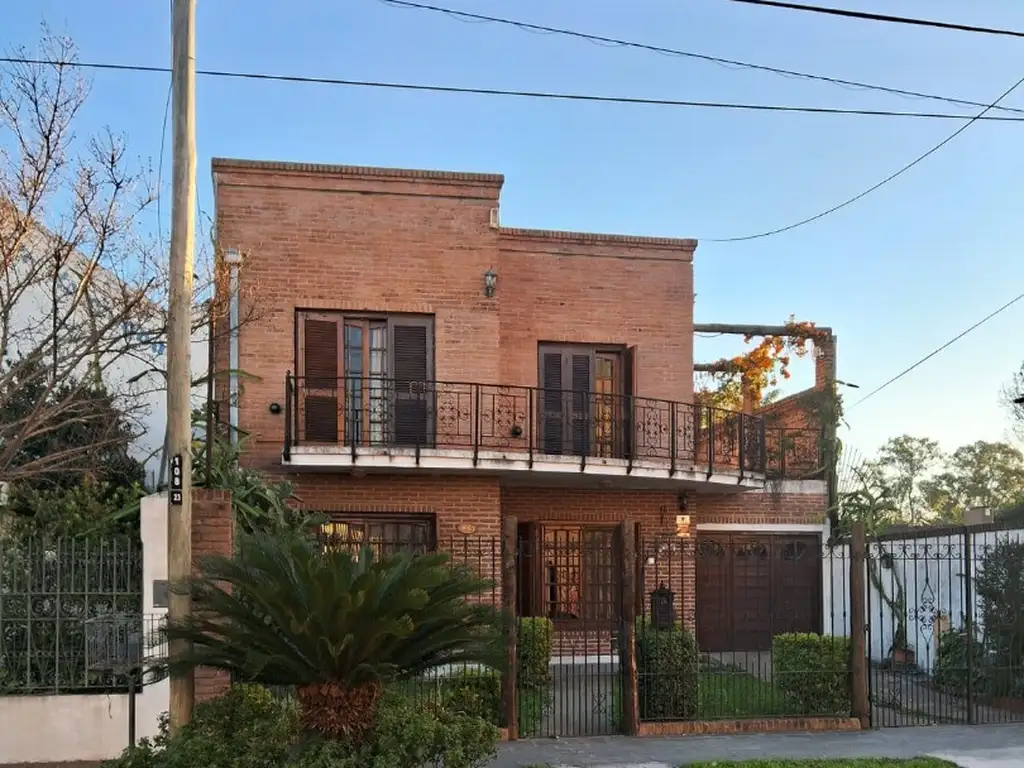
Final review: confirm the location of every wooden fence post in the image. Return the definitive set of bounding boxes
[620,520,640,736]
[849,521,870,729]
[501,516,519,740]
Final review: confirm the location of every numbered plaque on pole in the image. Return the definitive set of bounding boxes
[170,454,183,506]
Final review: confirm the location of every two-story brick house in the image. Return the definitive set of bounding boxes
[211,158,829,661]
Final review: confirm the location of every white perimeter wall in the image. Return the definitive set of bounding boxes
[0,495,170,764]
[822,526,1024,673]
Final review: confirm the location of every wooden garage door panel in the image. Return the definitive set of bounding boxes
[695,538,729,650]
[695,533,822,653]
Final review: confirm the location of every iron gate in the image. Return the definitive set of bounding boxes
[865,524,1024,727]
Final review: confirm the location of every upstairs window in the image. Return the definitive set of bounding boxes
[537,343,634,458]
[297,312,434,446]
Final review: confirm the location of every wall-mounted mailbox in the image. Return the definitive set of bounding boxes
[153,580,169,609]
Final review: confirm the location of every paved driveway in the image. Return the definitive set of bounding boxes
[489,723,1024,767]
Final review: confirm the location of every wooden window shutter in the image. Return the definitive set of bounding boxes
[301,316,340,442]
[623,345,636,459]
[569,350,594,455]
[389,316,433,446]
[540,349,565,454]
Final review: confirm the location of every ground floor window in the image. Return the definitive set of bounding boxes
[319,514,436,559]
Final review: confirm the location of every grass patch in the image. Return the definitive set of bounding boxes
[697,667,794,719]
[518,687,548,737]
[683,760,956,767]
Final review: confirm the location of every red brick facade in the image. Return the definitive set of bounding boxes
[191,489,234,703]
[210,158,828,643]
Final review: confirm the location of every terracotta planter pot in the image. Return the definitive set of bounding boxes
[891,647,915,666]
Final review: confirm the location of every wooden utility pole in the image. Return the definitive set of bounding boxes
[849,521,870,729]
[167,0,197,735]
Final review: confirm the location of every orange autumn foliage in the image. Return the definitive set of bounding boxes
[697,317,828,410]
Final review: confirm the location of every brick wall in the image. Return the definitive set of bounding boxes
[497,230,694,403]
[502,487,694,646]
[212,159,697,475]
[697,490,827,526]
[291,474,501,540]
[191,488,233,703]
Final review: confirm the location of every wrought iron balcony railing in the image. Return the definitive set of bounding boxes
[283,375,791,478]
[764,426,824,480]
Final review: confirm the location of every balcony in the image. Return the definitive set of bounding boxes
[282,376,818,489]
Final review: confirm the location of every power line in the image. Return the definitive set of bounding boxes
[379,0,1024,116]
[728,0,1024,38]
[850,290,1024,409]
[706,72,1024,242]
[3,56,1024,123]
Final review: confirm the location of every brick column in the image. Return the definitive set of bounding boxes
[191,488,234,703]
[814,334,837,390]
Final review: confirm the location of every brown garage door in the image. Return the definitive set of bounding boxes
[695,533,822,652]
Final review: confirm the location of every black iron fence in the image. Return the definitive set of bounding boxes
[292,523,866,737]
[0,536,144,694]
[864,523,1024,727]
[636,533,853,723]
[285,374,785,477]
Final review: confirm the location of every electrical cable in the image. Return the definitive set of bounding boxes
[728,0,1024,39]
[705,72,1024,242]
[4,56,1024,122]
[849,290,1024,408]
[378,0,1024,116]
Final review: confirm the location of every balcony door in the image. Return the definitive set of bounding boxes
[538,344,634,458]
[298,312,434,446]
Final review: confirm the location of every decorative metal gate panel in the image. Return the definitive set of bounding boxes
[866,525,1024,727]
[515,524,624,738]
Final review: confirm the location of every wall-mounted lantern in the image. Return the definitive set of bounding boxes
[483,267,497,298]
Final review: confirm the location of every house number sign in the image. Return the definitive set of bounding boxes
[170,454,183,506]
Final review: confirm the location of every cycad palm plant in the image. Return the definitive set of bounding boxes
[165,531,503,740]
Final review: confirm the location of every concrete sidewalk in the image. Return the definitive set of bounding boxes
[488,723,1024,767]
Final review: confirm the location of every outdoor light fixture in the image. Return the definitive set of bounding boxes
[483,267,497,298]
[269,402,282,415]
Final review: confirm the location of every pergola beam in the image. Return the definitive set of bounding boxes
[694,322,833,337]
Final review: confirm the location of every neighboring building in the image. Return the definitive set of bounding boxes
[2,212,209,488]
[212,158,830,655]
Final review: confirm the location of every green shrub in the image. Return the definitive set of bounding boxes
[934,627,987,695]
[106,684,498,768]
[104,684,299,768]
[518,617,553,692]
[291,690,498,768]
[440,668,502,725]
[636,620,698,720]
[975,540,1024,697]
[772,633,850,715]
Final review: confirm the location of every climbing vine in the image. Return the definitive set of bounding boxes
[696,316,831,410]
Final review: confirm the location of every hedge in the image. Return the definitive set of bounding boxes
[772,633,850,715]
[636,619,698,720]
[518,617,553,692]
[441,668,502,724]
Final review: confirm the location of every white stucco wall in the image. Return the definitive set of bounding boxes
[822,526,1024,673]
[0,495,170,764]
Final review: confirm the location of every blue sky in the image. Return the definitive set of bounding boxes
[4,0,1023,461]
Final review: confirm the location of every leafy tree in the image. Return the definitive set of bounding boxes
[4,479,144,538]
[1001,360,1024,444]
[190,411,321,536]
[164,532,503,741]
[920,441,1024,523]
[1,357,145,492]
[836,466,910,653]
[867,435,942,525]
[974,540,1024,696]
